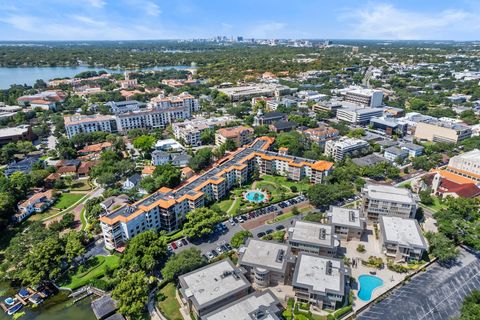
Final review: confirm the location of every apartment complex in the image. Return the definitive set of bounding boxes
[218,84,295,102]
[446,149,480,183]
[302,126,340,148]
[361,184,418,221]
[414,119,472,143]
[379,216,428,262]
[64,93,199,138]
[327,206,366,240]
[202,290,283,320]
[343,88,383,107]
[178,259,251,317]
[287,221,339,257]
[336,105,384,124]
[215,125,254,147]
[324,137,370,161]
[173,116,236,147]
[100,137,333,249]
[105,100,144,114]
[292,253,350,310]
[64,115,118,139]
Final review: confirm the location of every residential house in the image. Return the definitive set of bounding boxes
[15,190,56,222]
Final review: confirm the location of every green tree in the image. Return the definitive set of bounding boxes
[121,230,168,273]
[425,232,459,263]
[230,231,253,248]
[457,290,480,320]
[133,135,156,156]
[200,128,215,145]
[183,207,223,239]
[153,163,181,188]
[189,147,213,172]
[64,231,86,263]
[112,270,150,319]
[161,248,207,282]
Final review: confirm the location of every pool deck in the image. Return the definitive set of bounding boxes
[342,225,408,311]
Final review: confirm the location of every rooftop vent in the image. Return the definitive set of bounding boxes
[326,261,333,275]
[319,228,326,240]
[275,249,285,263]
[349,211,356,222]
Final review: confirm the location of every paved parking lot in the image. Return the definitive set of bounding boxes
[357,247,480,320]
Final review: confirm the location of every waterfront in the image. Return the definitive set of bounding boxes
[0,283,95,320]
[0,65,193,89]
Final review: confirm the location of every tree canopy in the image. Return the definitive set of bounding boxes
[182,207,224,239]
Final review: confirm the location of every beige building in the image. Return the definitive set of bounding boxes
[361,184,418,221]
[287,221,340,257]
[446,149,480,183]
[414,120,472,143]
[327,206,366,240]
[215,125,254,147]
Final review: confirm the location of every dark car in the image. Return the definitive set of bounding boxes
[211,249,219,257]
[265,229,274,235]
[225,243,233,251]
[257,232,266,238]
[276,225,285,231]
[181,238,188,246]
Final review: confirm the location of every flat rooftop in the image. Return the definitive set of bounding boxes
[288,221,336,248]
[293,253,346,295]
[364,184,416,204]
[202,290,281,320]
[452,149,480,163]
[380,216,428,249]
[327,206,365,229]
[179,259,250,310]
[0,125,29,137]
[238,239,290,273]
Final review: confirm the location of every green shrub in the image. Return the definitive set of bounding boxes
[356,244,366,253]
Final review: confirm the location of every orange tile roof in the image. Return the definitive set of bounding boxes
[433,169,475,185]
[142,166,156,175]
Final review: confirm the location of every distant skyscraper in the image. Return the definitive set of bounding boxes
[237,36,243,42]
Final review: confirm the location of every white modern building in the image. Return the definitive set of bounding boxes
[292,253,350,310]
[361,184,418,221]
[327,206,366,240]
[379,216,428,262]
[344,88,384,107]
[336,105,384,124]
[446,149,480,183]
[173,116,236,147]
[324,137,370,161]
[287,221,340,257]
[64,114,118,138]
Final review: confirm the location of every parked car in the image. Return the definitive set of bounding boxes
[207,252,214,259]
[167,245,173,252]
[276,225,285,231]
[181,238,188,246]
[225,243,233,251]
[216,247,223,253]
[170,242,177,250]
[265,229,274,235]
[176,240,183,247]
[211,250,219,257]
[237,216,244,223]
[257,232,266,238]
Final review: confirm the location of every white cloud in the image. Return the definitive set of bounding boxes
[85,0,106,8]
[340,3,480,40]
[70,15,107,27]
[248,21,286,38]
[144,1,161,16]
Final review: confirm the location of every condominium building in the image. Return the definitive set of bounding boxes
[287,221,340,257]
[327,206,366,240]
[302,126,340,148]
[361,184,418,221]
[100,137,333,249]
[446,149,480,183]
[414,119,472,143]
[324,137,370,161]
[104,100,144,114]
[178,259,251,317]
[64,115,118,138]
[379,216,428,262]
[238,239,295,287]
[292,253,350,310]
[173,116,236,147]
[218,84,295,102]
[343,88,383,107]
[215,125,254,147]
[202,290,283,320]
[336,105,384,124]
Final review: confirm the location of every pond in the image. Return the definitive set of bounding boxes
[0,282,96,320]
[357,275,384,302]
[0,65,194,89]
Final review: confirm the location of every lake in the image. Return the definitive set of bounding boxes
[0,65,194,89]
[0,282,96,320]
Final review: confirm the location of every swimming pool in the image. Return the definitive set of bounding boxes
[358,275,384,301]
[245,190,266,203]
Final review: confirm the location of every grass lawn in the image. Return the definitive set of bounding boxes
[260,175,310,192]
[157,283,182,320]
[70,180,92,191]
[228,198,241,215]
[54,193,85,210]
[216,198,233,212]
[422,197,446,213]
[61,255,120,290]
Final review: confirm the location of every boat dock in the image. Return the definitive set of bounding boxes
[1,286,50,315]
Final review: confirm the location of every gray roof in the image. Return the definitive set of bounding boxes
[401,143,424,151]
[363,184,417,205]
[126,173,142,186]
[352,154,388,167]
[384,146,408,156]
[202,290,282,320]
[288,221,336,249]
[327,206,365,229]
[179,259,251,311]
[271,120,297,130]
[380,216,428,250]
[91,295,117,320]
[238,239,292,273]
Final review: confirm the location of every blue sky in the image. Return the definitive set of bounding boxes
[0,0,479,41]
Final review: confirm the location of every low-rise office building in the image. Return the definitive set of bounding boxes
[179,259,251,317]
[379,216,428,262]
[361,184,418,221]
[292,253,350,310]
[370,117,407,136]
[238,239,295,288]
[336,105,383,124]
[201,290,283,320]
[383,146,409,162]
[414,119,472,143]
[215,126,254,147]
[343,88,383,107]
[324,137,370,161]
[0,125,35,146]
[327,206,366,240]
[287,221,339,257]
[401,143,424,157]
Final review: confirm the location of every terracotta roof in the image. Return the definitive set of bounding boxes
[45,173,61,181]
[216,126,253,138]
[57,166,77,174]
[433,169,475,185]
[78,142,112,154]
[19,190,54,208]
[439,179,480,198]
[142,165,156,175]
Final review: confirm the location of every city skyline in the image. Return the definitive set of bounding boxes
[0,0,479,41]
